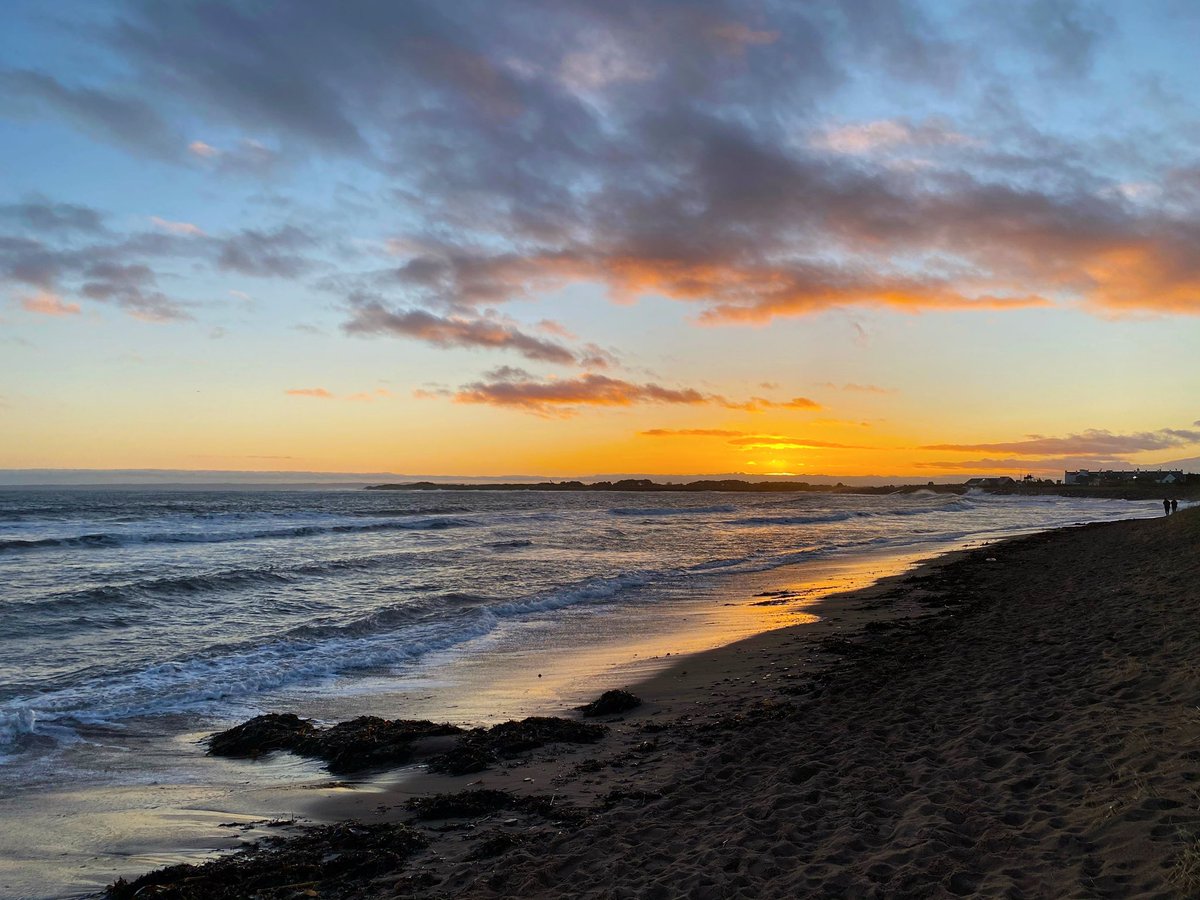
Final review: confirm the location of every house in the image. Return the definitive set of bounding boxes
[1064,469,1184,486]
[964,476,1017,488]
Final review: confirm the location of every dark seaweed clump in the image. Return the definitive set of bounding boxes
[208,713,463,773]
[576,689,642,717]
[428,716,607,775]
[107,821,426,900]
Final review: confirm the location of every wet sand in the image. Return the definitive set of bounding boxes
[109,508,1200,898]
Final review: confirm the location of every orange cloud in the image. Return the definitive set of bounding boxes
[728,435,871,450]
[150,216,206,237]
[21,291,80,317]
[817,382,894,395]
[285,387,335,399]
[188,140,219,158]
[640,428,746,437]
[721,395,821,412]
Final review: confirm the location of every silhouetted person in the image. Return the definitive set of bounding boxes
[1171,499,1179,514]
[1164,498,1171,515]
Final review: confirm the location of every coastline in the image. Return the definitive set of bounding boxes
[1,516,982,900]
[102,506,1200,898]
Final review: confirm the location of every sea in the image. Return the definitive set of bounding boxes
[0,487,1174,897]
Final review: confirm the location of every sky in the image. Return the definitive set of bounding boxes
[2,0,1200,479]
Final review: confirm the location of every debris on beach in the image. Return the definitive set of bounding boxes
[428,716,607,775]
[106,821,427,900]
[405,788,583,823]
[576,688,642,717]
[207,713,463,773]
[468,830,531,859]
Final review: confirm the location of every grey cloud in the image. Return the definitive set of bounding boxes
[1005,0,1111,79]
[11,1,1198,333]
[0,230,192,321]
[921,428,1200,456]
[0,198,106,234]
[343,304,578,365]
[213,226,315,278]
[0,69,179,158]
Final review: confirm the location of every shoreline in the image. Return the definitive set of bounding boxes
[100,507,1200,898]
[1,523,977,900]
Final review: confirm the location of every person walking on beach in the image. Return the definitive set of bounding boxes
[1164,498,1171,515]
[1171,499,1179,514]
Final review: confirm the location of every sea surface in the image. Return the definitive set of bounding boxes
[0,487,1173,897]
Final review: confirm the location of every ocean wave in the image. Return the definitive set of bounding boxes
[608,505,737,517]
[0,516,475,553]
[729,500,978,528]
[16,549,439,613]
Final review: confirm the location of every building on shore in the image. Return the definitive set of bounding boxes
[964,476,1017,488]
[1064,469,1184,486]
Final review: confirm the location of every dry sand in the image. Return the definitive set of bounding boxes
[112,508,1200,898]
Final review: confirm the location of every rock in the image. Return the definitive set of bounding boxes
[577,689,642,717]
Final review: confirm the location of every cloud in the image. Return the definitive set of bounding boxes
[817,382,894,394]
[20,291,81,317]
[9,0,1197,334]
[0,211,318,323]
[722,395,822,412]
[0,227,195,321]
[343,304,579,365]
[188,140,218,158]
[640,428,746,437]
[0,198,105,234]
[998,0,1111,79]
[186,138,281,174]
[0,69,179,158]
[150,217,206,237]
[286,386,391,401]
[727,435,869,450]
[213,226,314,278]
[914,455,1129,473]
[453,371,710,415]
[920,428,1200,456]
[79,260,191,322]
[637,427,868,450]
[809,118,976,155]
[442,367,830,416]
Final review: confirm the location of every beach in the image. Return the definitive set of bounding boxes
[104,506,1200,898]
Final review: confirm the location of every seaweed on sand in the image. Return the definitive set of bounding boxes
[106,821,427,900]
[427,716,606,775]
[208,714,463,773]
